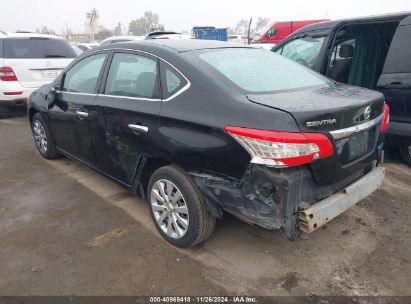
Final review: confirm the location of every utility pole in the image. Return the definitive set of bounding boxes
[247,18,253,45]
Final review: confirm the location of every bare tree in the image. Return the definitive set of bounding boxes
[233,17,270,37]
[129,11,160,36]
[61,24,73,39]
[255,17,270,34]
[37,26,56,35]
[86,8,99,40]
[114,22,123,36]
[234,19,249,35]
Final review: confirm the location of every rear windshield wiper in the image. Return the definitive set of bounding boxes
[44,55,67,58]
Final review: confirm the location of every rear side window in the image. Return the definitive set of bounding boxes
[275,36,325,68]
[104,52,159,99]
[160,61,188,99]
[3,38,76,59]
[63,53,106,94]
[382,25,411,73]
[198,48,328,93]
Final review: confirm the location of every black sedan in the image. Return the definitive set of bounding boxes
[28,40,388,247]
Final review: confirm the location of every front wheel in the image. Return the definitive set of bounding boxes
[147,165,216,248]
[400,144,411,167]
[31,113,61,159]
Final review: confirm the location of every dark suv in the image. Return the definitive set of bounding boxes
[28,40,387,247]
[272,12,411,166]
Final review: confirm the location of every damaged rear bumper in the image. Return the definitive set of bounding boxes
[299,167,385,233]
[192,159,383,239]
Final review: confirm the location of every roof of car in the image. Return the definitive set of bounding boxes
[0,32,63,39]
[295,11,411,34]
[101,35,145,42]
[99,39,255,53]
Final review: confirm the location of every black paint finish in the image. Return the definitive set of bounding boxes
[28,40,385,235]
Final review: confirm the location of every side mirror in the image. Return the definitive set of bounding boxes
[47,87,60,109]
[47,74,64,110]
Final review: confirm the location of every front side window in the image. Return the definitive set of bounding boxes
[104,53,159,99]
[198,48,328,93]
[63,53,106,94]
[276,36,325,68]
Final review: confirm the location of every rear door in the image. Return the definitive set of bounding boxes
[3,37,76,88]
[92,50,162,186]
[376,16,411,125]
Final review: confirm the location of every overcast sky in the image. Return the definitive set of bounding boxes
[1,0,411,33]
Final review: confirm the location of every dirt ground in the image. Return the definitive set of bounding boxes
[0,116,410,296]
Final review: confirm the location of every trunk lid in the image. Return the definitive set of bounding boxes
[247,83,385,185]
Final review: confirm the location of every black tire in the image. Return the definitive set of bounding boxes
[147,165,216,248]
[0,104,11,119]
[31,113,61,159]
[400,144,411,167]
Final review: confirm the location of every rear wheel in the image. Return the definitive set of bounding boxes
[400,144,411,167]
[31,113,60,159]
[147,165,216,247]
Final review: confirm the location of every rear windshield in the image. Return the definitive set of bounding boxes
[198,48,328,93]
[3,38,76,59]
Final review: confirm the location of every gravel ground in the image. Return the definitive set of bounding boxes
[0,116,410,296]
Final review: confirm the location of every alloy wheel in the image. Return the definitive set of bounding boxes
[33,120,48,154]
[150,179,189,239]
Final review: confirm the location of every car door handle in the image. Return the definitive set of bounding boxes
[76,111,89,119]
[128,124,149,133]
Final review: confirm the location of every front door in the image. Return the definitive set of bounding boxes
[92,51,162,185]
[48,52,108,164]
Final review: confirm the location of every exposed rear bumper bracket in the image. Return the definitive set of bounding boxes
[299,167,385,233]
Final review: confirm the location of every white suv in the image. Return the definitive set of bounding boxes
[0,32,76,118]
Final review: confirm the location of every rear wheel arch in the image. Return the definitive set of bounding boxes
[137,157,223,219]
[137,157,171,198]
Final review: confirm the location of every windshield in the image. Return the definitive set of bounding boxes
[198,48,328,93]
[4,38,77,59]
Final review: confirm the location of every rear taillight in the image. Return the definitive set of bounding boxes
[224,126,334,168]
[0,67,18,81]
[3,92,23,95]
[381,103,390,133]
